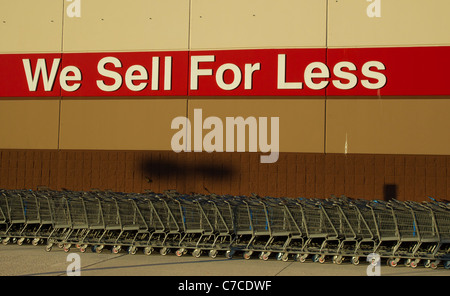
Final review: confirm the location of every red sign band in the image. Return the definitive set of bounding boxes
[0,46,449,97]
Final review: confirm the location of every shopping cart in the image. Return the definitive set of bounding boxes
[295,198,339,263]
[253,197,298,261]
[206,195,235,258]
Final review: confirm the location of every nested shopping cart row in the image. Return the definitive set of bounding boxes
[0,189,449,269]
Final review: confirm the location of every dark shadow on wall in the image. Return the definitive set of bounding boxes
[140,153,235,193]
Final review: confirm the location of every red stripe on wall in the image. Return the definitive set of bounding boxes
[1,46,449,98]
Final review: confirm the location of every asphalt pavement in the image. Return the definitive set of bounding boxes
[0,244,448,277]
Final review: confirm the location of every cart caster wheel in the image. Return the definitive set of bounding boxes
[424,259,431,268]
[312,254,319,262]
[351,256,360,265]
[388,258,398,267]
[58,243,64,249]
[160,247,169,256]
[32,238,40,246]
[243,251,253,260]
[444,261,450,270]
[143,247,153,256]
[225,250,234,259]
[112,246,121,254]
[333,255,343,265]
[261,252,270,261]
[410,259,419,268]
[296,254,307,263]
[80,245,87,253]
[404,259,411,267]
[318,255,326,264]
[64,246,71,253]
[430,261,440,269]
[45,244,53,252]
[2,238,10,245]
[192,249,202,258]
[209,249,218,258]
[128,246,137,255]
[277,252,289,262]
[176,248,185,257]
[95,245,105,254]
[17,237,25,246]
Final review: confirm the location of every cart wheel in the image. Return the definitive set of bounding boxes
[209,249,218,258]
[32,238,40,246]
[128,246,137,255]
[2,237,10,245]
[262,252,270,261]
[225,250,233,259]
[404,258,411,267]
[45,244,53,252]
[112,246,121,254]
[96,245,104,254]
[243,251,252,260]
[312,254,320,263]
[410,259,420,268]
[281,253,289,262]
[298,254,308,263]
[58,243,64,249]
[17,237,25,246]
[160,247,168,256]
[318,255,326,264]
[424,259,431,268]
[64,246,70,253]
[444,261,450,270]
[176,248,184,257]
[80,246,87,253]
[388,258,397,267]
[192,249,202,258]
[143,247,153,256]
[430,261,439,269]
[333,255,343,265]
[351,256,360,265]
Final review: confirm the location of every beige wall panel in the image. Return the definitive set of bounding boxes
[328,0,450,48]
[0,1,63,53]
[59,99,187,150]
[326,98,450,155]
[187,99,325,153]
[190,0,327,50]
[0,100,59,149]
[63,0,189,52]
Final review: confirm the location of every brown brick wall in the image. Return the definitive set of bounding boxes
[0,149,449,202]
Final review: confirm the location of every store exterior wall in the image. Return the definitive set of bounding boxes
[0,0,449,201]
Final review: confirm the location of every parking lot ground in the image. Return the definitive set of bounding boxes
[0,244,448,277]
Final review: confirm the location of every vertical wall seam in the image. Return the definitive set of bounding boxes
[324,0,329,155]
[57,0,65,151]
[186,0,192,152]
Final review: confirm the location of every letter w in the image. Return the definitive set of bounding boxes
[22,58,61,91]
